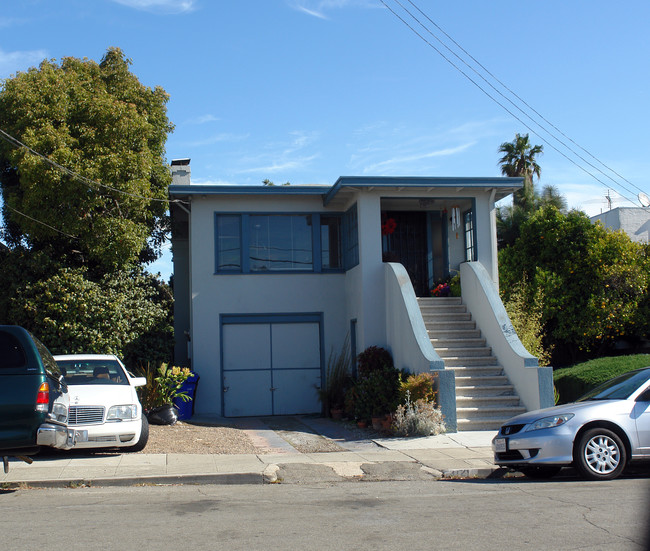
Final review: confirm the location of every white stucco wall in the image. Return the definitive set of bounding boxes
[591,207,650,243]
[187,195,352,415]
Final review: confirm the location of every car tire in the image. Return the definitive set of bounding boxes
[519,466,562,480]
[574,428,626,480]
[124,415,149,453]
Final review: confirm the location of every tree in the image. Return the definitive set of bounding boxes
[498,133,543,211]
[499,206,650,365]
[0,48,173,272]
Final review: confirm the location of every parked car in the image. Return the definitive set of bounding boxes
[53,354,149,452]
[0,326,87,472]
[492,367,650,480]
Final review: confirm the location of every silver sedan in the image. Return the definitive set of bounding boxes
[492,367,650,480]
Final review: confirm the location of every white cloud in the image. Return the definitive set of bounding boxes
[288,0,378,19]
[0,48,47,79]
[110,0,195,14]
[184,133,249,147]
[362,142,475,174]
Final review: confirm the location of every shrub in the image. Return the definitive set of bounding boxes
[354,365,400,419]
[317,336,353,413]
[392,392,446,436]
[357,346,393,379]
[553,354,650,403]
[398,372,437,404]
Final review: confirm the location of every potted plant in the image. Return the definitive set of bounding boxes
[317,337,352,418]
[140,363,195,425]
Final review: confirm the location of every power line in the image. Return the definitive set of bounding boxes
[380,0,643,207]
[4,204,78,240]
[0,127,187,206]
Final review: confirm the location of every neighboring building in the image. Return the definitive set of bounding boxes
[591,207,650,243]
[169,159,553,431]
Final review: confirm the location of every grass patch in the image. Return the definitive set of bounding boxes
[553,354,650,403]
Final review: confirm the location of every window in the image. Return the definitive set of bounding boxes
[463,209,476,262]
[249,214,313,271]
[320,216,342,270]
[0,331,27,369]
[215,211,353,274]
[215,214,242,271]
[343,204,359,269]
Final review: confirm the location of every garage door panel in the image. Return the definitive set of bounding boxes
[272,323,320,369]
[223,324,271,371]
[223,370,273,417]
[272,369,321,415]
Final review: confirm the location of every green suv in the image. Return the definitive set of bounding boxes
[0,326,87,472]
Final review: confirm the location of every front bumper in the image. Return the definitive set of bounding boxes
[70,418,141,449]
[492,425,576,467]
[37,423,88,450]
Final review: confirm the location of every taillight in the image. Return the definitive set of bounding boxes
[36,382,49,412]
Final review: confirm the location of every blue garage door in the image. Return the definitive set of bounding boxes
[221,315,322,417]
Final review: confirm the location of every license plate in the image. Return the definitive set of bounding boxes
[494,437,507,453]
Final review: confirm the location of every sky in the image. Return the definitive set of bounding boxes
[1,0,649,280]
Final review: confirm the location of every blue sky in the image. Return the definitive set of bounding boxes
[2,0,649,279]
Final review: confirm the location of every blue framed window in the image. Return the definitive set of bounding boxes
[249,214,313,272]
[215,214,242,272]
[463,209,476,262]
[342,204,359,269]
[215,211,357,274]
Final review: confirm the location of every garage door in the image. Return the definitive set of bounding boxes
[221,315,322,417]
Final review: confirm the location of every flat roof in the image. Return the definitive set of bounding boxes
[169,176,524,205]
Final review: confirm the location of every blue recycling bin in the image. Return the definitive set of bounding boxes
[173,373,199,421]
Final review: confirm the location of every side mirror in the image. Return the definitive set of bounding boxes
[636,388,650,402]
[131,376,147,387]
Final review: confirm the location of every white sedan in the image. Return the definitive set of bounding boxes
[54,354,149,452]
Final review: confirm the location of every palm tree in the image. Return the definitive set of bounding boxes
[498,133,543,210]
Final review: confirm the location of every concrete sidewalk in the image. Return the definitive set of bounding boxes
[0,420,501,488]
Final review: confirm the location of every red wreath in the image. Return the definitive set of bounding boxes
[381,218,397,236]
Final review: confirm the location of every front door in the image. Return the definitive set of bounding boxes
[382,211,429,296]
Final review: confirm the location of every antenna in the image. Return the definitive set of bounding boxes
[638,192,650,208]
[606,190,612,210]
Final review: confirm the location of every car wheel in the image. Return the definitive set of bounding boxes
[574,428,626,480]
[519,466,562,480]
[124,415,149,453]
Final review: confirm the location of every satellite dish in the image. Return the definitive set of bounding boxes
[639,192,650,208]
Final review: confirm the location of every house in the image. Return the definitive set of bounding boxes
[591,207,650,243]
[169,159,553,431]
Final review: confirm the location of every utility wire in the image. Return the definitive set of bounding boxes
[403,0,643,198]
[4,204,78,240]
[380,0,641,207]
[0,127,187,206]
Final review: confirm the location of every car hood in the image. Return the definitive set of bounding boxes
[500,400,617,426]
[67,385,137,406]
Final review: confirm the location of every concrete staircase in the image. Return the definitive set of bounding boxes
[418,296,526,431]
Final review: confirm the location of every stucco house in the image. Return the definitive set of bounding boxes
[169,159,553,431]
[591,207,650,243]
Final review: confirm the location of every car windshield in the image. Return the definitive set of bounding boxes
[57,359,128,386]
[577,368,650,402]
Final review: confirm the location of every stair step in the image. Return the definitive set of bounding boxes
[422,313,472,322]
[430,338,486,347]
[436,346,492,358]
[455,384,515,396]
[418,297,462,305]
[428,329,482,340]
[419,305,468,315]
[426,321,477,331]
[456,418,508,431]
[456,396,521,407]
[444,356,499,367]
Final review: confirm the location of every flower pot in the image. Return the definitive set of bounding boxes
[330,408,343,420]
[371,416,383,431]
[357,420,368,429]
[381,413,393,431]
[146,403,179,425]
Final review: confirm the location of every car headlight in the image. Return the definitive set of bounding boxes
[525,413,574,432]
[107,405,137,421]
[51,403,68,423]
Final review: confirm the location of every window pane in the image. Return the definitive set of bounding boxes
[321,216,342,269]
[217,215,241,271]
[250,215,313,271]
[343,204,359,269]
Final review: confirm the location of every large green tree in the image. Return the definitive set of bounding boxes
[498,133,543,211]
[499,206,650,365]
[0,47,173,272]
